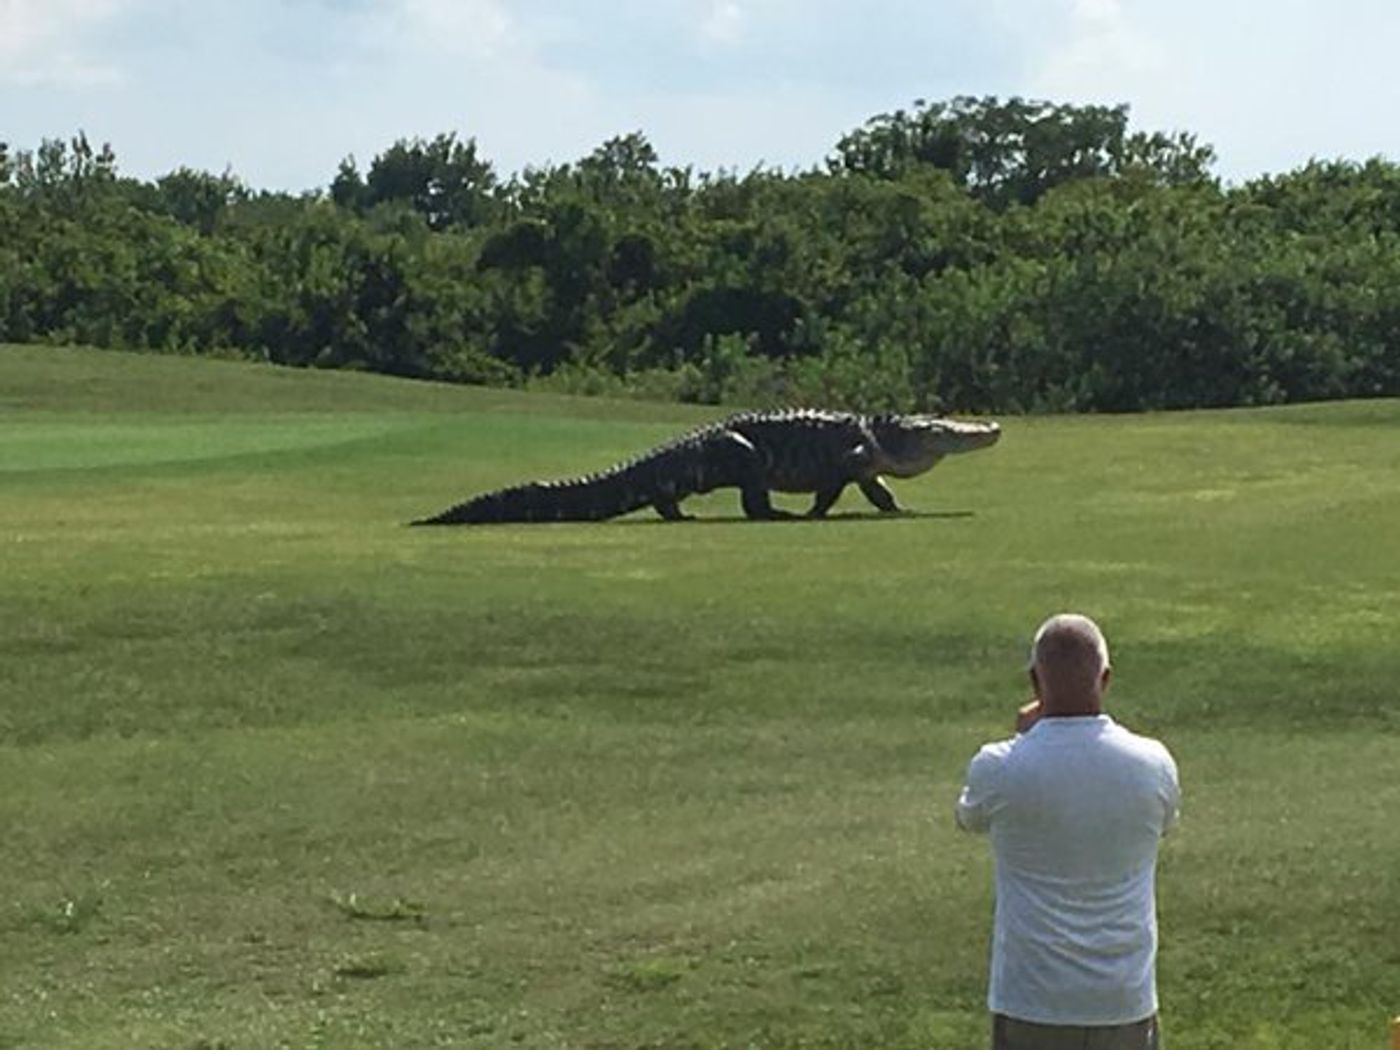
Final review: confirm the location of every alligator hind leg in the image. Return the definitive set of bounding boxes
[707,429,792,520]
[857,476,902,513]
[653,499,691,521]
[808,483,847,518]
[741,486,797,520]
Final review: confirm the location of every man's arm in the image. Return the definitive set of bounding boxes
[1159,748,1182,835]
[955,698,1033,831]
[954,748,1000,833]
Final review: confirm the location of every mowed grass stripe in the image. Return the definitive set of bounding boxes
[1,346,1398,1048]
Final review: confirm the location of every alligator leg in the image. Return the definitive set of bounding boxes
[740,485,796,520]
[857,476,902,513]
[808,483,847,518]
[708,429,794,520]
[653,499,691,521]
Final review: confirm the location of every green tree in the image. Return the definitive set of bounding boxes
[831,96,1214,207]
[7,107,1398,412]
[337,133,498,231]
[151,168,250,235]
[8,133,119,211]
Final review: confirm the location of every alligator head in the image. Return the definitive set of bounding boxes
[868,414,1001,477]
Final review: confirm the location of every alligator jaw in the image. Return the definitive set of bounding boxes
[874,417,1001,478]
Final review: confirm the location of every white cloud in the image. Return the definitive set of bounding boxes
[11,0,1400,190]
[1017,0,1400,180]
[590,72,877,176]
[0,0,129,85]
[365,0,513,60]
[1071,0,1121,23]
[698,0,746,45]
[1028,0,1165,105]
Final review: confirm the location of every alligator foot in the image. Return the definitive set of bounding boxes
[653,500,692,521]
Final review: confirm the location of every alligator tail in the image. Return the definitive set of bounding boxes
[410,466,652,525]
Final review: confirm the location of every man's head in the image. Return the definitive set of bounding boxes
[1028,613,1111,714]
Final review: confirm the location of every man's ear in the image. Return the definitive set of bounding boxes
[1100,666,1113,692]
[1028,667,1042,698]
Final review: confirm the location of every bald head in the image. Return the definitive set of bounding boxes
[1029,614,1111,714]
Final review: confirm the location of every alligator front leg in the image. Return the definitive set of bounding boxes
[857,476,902,513]
[808,483,847,518]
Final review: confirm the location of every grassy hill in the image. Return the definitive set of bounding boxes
[2,345,1398,1048]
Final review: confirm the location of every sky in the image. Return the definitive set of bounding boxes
[4,0,1400,192]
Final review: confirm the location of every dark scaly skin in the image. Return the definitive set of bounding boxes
[411,408,1001,525]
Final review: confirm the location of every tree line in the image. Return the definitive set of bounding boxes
[3,96,1398,413]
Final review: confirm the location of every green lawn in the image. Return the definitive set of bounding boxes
[2,345,1398,1049]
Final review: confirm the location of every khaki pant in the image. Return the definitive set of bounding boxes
[992,1013,1160,1050]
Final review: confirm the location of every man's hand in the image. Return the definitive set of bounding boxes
[1016,698,1043,734]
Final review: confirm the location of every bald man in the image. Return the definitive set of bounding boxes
[956,614,1181,1050]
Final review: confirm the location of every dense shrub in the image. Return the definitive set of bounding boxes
[3,106,1398,413]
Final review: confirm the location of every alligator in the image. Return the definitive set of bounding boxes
[411,408,1001,525]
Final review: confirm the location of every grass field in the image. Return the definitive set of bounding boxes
[2,344,1398,1049]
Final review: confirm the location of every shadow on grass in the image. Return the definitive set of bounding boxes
[612,510,977,526]
[407,510,977,527]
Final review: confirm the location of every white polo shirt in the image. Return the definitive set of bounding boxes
[956,715,1180,1026]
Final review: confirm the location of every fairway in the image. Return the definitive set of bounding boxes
[2,345,1398,1049]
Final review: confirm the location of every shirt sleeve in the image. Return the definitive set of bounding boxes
[955,747,1000,833]
[1159,747,1182,835]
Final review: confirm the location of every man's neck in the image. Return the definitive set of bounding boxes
[1040,698,1103,718]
